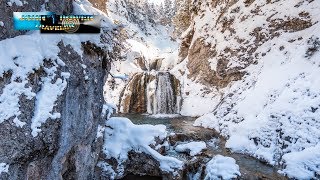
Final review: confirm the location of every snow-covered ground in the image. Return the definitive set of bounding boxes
[190,0,320,178]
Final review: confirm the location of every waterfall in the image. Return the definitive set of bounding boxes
[120,72,181,114]
[154,72,175,114]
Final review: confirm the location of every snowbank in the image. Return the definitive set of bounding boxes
[204,155,241,180]
[279,144,320,179]
[175,141,206,156]
[102,117,183,175]
[193,113,219,130]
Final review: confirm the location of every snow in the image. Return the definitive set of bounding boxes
[279,144,320,179]
[175,141,206,156]
[7,0,23,6]
[148,0,166,5]
[13,117,26,128]
[193,113,219,130]
[102,117,183,175]
[0,21,4,27]
[0,163,9,175]
[204,155,241,180]
[102,103,116,119]
[0,0,116,136]
[187,0,320,178]
[111,74,129,80]
[31,67,69,137]
[96,125,105,141]
[180,96,219,117]
[97,161,117,179]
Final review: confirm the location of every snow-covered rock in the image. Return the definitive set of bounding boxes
[100,117,183,179]
[175,141,206,156]
[0,163,9,175]
[204,155,241,180]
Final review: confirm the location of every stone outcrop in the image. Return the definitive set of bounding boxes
[0,40,111,179]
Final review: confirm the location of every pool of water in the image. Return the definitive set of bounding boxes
[114,113,287,179]
[115,113,197,133]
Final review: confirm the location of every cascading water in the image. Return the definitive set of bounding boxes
[119,71,181,114]
[154,72,176,114]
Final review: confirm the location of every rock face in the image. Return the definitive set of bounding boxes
[0,41,110,179]
[0,0,73,41]
[0,0,127,180]
[0,1,116,179]
[47,42,110,180]
[178,0,314,88]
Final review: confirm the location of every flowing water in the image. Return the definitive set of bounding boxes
[119,72,181,114]
[154,72,176,114]
[118,114,287,180]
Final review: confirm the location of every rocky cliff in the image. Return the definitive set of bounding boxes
[174,0,320,178]
[0,1,120,179]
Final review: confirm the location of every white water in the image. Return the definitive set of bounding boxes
[147,72,180,114]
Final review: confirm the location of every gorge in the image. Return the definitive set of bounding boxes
[1,0,320,179]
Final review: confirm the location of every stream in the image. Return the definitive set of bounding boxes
[117,113,287,180]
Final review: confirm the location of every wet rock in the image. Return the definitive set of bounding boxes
[168,129,218,146]
[88,0,107,13]
[100,151,182,180]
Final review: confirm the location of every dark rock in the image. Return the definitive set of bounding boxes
[0,40,111,180]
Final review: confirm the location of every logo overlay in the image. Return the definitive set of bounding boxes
[14,12,101,34]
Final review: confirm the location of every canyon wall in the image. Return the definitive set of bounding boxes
[0,1,119,179]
